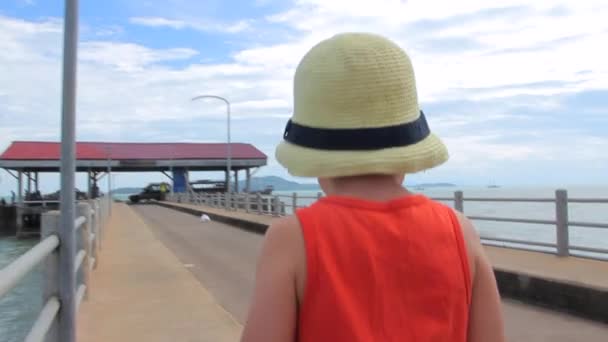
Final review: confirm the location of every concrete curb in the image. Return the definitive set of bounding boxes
[156,201,608,324]
[155,201,268,234]
[494,270,608,324]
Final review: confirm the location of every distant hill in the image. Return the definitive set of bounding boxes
[112,187,142,194]
[408,183,456,188]
[112,177,454,194]
[238,177,454,191]
[237,176,320,192]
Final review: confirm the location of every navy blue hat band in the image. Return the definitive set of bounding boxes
[283,111,431,151]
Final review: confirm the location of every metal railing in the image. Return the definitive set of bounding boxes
[171,190,608,260]
[0,197,110,342]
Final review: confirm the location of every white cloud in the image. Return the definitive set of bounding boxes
[1,0,608,194]
[93,25,124,37]
[129,16,251,33]
[263,0,608,101]
[18,0,35,6]
[79,42,199,71]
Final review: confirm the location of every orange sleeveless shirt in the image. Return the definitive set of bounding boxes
[296,195,471,341]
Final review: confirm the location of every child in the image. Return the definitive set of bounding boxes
[241,33,505,342]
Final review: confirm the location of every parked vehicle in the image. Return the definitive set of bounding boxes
[129,183,170,203]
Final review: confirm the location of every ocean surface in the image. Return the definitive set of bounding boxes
[0,238,41,342]
[1,186,607,340]
[276,186,608,256]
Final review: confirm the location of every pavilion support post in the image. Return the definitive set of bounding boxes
[225,170,229,192]
[87,169,92,198]
[235,170,239,193]
[17,171,23,204]
[16,171,23,236]
[246,168,251,193]
[26,172,32,194]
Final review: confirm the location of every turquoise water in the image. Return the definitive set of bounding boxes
[112,193,134,202]
[0,238,41,342]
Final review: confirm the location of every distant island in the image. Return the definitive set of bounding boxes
[111,177,455,194]
[408,183,456,188]
[241,177,455,191]
[111,187,142,194]
[237,176,320,192]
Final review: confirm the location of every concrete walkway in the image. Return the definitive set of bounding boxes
[77,203,241,342]
[133,204,608,342]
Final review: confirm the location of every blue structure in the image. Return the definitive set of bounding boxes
[172,168,188,193]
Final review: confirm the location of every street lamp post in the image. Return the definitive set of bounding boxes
[58,0,79,341]
[191,95,232,196]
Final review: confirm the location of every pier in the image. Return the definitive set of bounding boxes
[1,192,608,341]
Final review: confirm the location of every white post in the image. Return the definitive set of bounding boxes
[90,200,99,268]
[41,211,60,342]
[245,193,251,213]
[454,191,464,212]
[273,196,280,217]
[556,189,569,257]
[257,194,263,215]
[77,202,91,299]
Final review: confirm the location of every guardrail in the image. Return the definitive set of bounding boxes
[23,200,61,206]
[0,197,110,342]
[171,190,608,260]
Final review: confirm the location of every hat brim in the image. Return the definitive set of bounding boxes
[275,133,449,178]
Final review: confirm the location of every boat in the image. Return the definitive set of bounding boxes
[249,185,273,195]
[189,180,227,193]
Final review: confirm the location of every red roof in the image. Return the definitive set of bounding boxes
[0,141,267,160]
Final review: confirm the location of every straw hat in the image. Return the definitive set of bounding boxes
[276,33,448,178]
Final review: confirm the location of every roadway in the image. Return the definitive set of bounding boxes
[132,204,608,341]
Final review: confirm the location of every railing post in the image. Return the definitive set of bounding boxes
[98,198,104,251]
[292,192,298,214]
[257,194,263,215]
[76,202,91,299]
[454,191,464,212]
[273,196,280,217]
[245,193,251,213]
[556,189,569,257]
[317,192,323,201]
[91,200,99,268]
[41,211,60,342]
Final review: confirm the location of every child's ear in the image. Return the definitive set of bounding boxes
[317,178,332,194]
[395,174,405,185]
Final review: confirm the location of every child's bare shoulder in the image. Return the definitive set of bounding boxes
[452,210,483,279]
[263,216,304,257]
[266,215,301,237]
[453,211,481,246]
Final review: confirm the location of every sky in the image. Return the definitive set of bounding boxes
[1,0,607,194]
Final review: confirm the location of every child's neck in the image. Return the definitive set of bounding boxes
[322,175,412,202]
